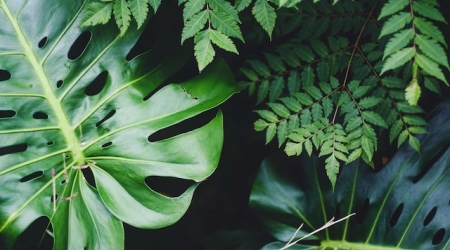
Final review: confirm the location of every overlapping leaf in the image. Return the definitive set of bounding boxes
[251,101,450,249]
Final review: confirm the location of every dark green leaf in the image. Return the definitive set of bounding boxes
[0,2,236,247]
[252,0,276,39]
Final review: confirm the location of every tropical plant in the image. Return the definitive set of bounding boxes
[0,0,236,249]
[238,0,449,188]
[250,100,450,249]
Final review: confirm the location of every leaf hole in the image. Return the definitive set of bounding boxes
[0,110,16,118]
[101,141,113,148]
[423,206,437,226]
[356,198,370,225]
[82,167,96,188]
[47,141,54,146]
[389,203,403,227]
[12,216,54,249]
[145,176,195,197]
[95,109,116,127]
[148,109,216,142]
[0,143,27,156]
[19,171,44,182]
[432,228,445,245]
[67,31,92,60]
[38,37,48,48]
[33,111,48,120]
[85,71,108,96]
[413,146,448,184]
[0,69,11,81]
[56,80,63,88]
[126,22,157,61]
[50,193,58,202]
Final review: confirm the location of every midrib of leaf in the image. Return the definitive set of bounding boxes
[1,1,84,164]
[364,154,415,244]
[314,158,331,240]
[0,153,73,232]
[396,163,450,247]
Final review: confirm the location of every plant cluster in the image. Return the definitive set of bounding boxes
[82,0,449,188]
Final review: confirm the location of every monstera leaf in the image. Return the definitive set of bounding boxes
[250,101,450,249]
[0,0,236,249]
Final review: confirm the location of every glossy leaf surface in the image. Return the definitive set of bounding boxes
[0,0,236,249]
[250,101,450,249]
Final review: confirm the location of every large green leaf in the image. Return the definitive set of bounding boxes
[250,101,450,249]
[0,0,236,249]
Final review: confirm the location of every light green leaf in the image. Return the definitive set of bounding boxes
[209,29,238,54]
[266,123,277,144]
[294,92,313,106]
[408,126,428,135]
[277,120,288,147]
[415,34,449,69]
[254,119,269,131]
[183,0,206,22]
[378,0,409,20]
[181,10,208,44]
[268,103,290,119]
[361,135,374,161]
[194,29,215,71]
[114,0,132,35]
[413,1,447,23]
[324,155,339,189]
[383,29,413,60]
[209,10,244,41]
[379,12,412,38]
[288,115,300,132]
[80,2,114,27]
[408,135,420,152]
[148,0,161,12]
[285,142,302,156]
[398,129,409,147]
[405,78,421,106]
[414,17,447,47]
[252,0,276,39]
[208,0,240,22]
[129,0,149,28]
[256,110,279,123]
[381,47,414,75]
[403,115,427,126]
[304,86,322,101]
[235,0,252,11]
[347,148,362,162]
[415,53,448,84]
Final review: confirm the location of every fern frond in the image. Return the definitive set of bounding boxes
[252,0,276,39]
[194,29,215,71]
[183,0,206,22]
[181,10,209,44]
[80,1,114,27]
[129,0,149,28]
[114,0,132,35]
